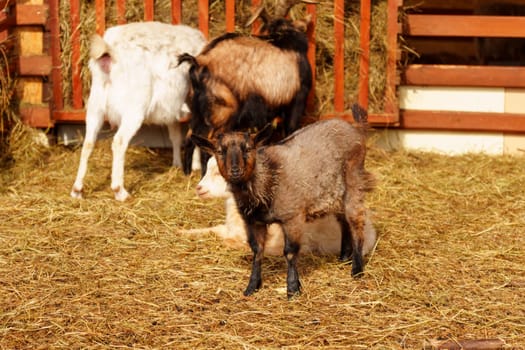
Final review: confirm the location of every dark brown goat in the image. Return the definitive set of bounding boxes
[178,0,316,175]
[191,108,375,299]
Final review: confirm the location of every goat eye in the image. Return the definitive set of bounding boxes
[216,149,223,155]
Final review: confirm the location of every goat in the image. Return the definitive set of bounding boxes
[191,107,375,299]
[71,21,206,201]
[183,156,377,256]
[178,0,316,176]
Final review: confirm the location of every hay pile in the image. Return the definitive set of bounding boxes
[0,43,16,164]
[58,0,389,115]
[0,139,524,348]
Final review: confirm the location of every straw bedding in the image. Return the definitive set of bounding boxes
[0,125,524,349]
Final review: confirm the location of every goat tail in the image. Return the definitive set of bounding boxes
[351,103,368,125]
[178,53,198,68]
[90,34,110,60]
[350,103,370,136]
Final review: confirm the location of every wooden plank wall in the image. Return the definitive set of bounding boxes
[0,0,52,127]
[400,0,525,132]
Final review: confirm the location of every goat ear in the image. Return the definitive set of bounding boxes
[191,134,215,155]
[253,123,274,147]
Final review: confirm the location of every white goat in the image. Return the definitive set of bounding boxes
[182,157,377,257]
[71,21,206,201]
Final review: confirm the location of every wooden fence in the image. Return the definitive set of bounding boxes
[0,0,400,129]
[399,0,525,133]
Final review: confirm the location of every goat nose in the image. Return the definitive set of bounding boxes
[196,184,202,192]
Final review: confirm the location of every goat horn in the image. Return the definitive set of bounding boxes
[245,4,271,27]
[275,0,319,19]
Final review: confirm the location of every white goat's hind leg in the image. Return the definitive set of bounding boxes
[71,112,104,199]
[167,122,182,168]
[111,120,142,201]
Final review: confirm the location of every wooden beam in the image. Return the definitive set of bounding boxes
[319,112,400,126]
[70,0,83,109]
[95,0,105,35]
[404,65,525,88]
[144,0,154,21]
[14,4,48,26]
[48,0,64,111]
[18,55,51,75]
[53,109,85,122]
[383,0,400,118]
[171,0,182,24]
[401,110,525,133]
[20,104,52,128]
[406,14,525,38]
[225,0,234,33]
[357,0,370,111]
[333,0,344,112]
[198,0,209,39]
[423,338,505,350]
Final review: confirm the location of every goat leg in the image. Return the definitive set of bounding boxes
[183,136,196,175]
[337,214,353,262]
[244,224,266,296]
[283,225,302,299]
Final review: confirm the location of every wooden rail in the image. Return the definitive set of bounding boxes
[400,2,525,133]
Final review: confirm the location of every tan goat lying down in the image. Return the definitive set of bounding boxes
[181,157,377,257]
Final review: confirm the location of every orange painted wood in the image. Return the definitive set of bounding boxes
[405,64,525,88]
[198,0,209,38]
[70,0,82,109]
[305,3,316,114]
[358,0,371,111]
[406,14,525,38]
[53,109,86,122]
[250,0,261,35]
[144,0,154,21]
[401,110,525,133]
[18,55,52,75]
[333,0,344,112]
[20,105,52,128]
[14,4,48,25]
[384,0,399,119]
[116,0,126,24]
[171,0,182,24]
[320,112,400,126]
[95,0,105,35]
[225,0,234,32]
[48,0,63,110]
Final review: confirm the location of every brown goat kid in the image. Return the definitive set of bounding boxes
[191,112,375,299]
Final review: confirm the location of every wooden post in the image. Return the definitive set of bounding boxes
[198,0,208,39]
[171,0,181,24]
[116,0,126,24]
[225,0,234,33]
[333,0,344,113]
[358,0,371,111]
[144,0,154,21]
[15,0,52,127]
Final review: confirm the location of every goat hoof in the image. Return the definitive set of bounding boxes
[243,280,261,296]
[113,187,130,202]
[243,286,258,296]
[286,280,301,299]
[338,253,352,262]
[70,188,83,199]
[351,268,364,278]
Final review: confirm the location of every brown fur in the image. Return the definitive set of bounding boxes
[196,37,301,106]
[192,117,375,298]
